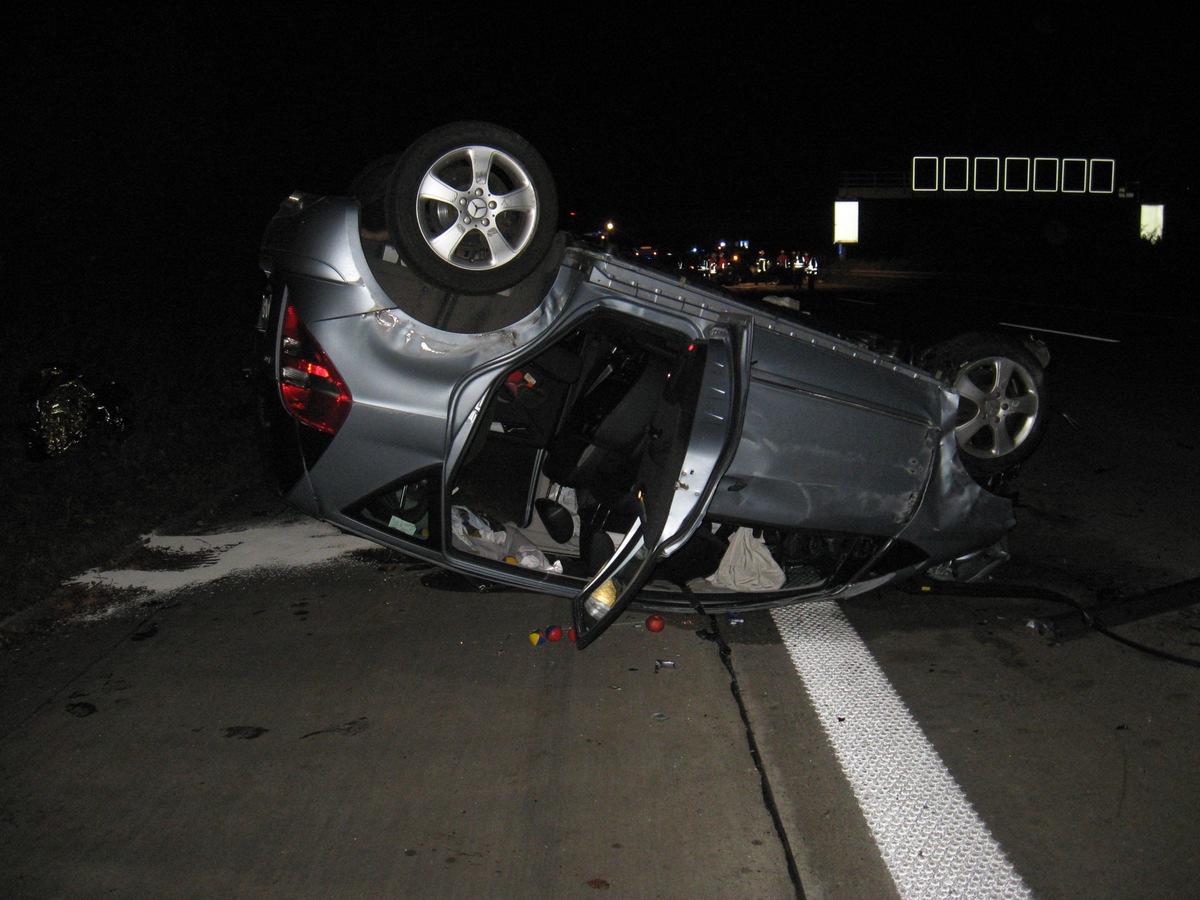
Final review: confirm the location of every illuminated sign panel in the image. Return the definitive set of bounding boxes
[1004,158,1030,192]
[909,156,1117,194]
[1062,158,1088,193]
[913,157,939,191]
[974,158,1000,191]
[1033,158,1059,192]
[833,201,860,243]
[1090,159,1115,193]
[943,157,969,191]
[1140,205,1164,243]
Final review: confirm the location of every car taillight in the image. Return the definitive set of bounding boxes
[279,303,352,434]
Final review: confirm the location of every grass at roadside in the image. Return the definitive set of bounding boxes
[1,256,267,630]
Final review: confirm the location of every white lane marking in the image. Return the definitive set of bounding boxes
[67,518,377,599]
[773,601,1031,899]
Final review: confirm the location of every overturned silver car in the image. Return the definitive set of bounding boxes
[255,122,1048,648]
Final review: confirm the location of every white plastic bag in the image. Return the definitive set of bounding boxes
[502,526,563,574]
[450,506,562,574]
[705,527,785,591]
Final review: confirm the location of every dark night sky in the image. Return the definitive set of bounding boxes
[5,7,1194,261]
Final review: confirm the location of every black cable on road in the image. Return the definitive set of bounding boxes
[907,578,1200,668]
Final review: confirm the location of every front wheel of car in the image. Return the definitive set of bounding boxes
[924,333,1048,480]
[386,121,560,295]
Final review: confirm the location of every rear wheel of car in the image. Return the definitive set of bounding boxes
[386,121,559,295]
[925,333,1048,480]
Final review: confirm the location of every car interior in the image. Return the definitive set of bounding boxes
[447,313,696,575]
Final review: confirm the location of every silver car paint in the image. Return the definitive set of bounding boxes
[260,195,1013,599]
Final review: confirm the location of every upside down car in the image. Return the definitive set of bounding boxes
[255,122,1049,648]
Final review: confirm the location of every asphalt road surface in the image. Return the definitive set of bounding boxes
[2,281,1198,898]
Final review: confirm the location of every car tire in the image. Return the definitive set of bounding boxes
[385,121,559,295]
[924,332,1048,480]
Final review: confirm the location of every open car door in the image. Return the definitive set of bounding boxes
[571,320,749,648]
